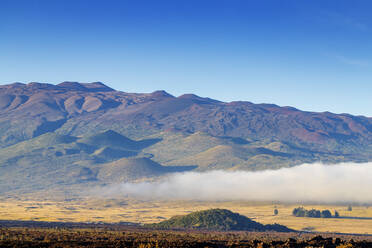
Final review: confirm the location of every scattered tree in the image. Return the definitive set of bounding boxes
[305,209,320,218]
[274,209,278,215]
[334,210,339,218]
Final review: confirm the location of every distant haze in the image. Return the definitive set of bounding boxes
[101,163,372,204]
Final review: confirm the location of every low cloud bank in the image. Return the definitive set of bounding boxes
[101,162,372,203]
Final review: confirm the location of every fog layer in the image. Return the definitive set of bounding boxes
[103,162,372,203]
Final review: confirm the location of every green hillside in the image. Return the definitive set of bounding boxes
[0,128,368,195]
[0,130,188,194]
[143,131,355,171]
[147,209,294,232]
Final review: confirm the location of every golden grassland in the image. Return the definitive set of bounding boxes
[0,198,372,234]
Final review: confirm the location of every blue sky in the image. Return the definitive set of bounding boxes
[0,0,371,116]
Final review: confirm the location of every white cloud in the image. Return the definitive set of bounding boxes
[100,162,372,203]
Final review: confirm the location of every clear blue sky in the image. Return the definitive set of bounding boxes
[1,0,371,116]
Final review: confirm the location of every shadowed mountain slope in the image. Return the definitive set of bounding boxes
[79,130,139,149]
[97,157,195,182]
[0,130,172,194]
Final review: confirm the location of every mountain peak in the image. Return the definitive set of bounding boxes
[58,81,87,91]
[26,82,59,90]
[178,93,221,103]
[178,93,200,99]
[82,82,115,92]
[150,90,174,98]
[9,82,25,87]
[57,81,114,92]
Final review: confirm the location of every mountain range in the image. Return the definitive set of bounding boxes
[0,82,371,195]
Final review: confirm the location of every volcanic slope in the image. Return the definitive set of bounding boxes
[0,130,189,194]
[0,82,370,155]
[141,131,365,171]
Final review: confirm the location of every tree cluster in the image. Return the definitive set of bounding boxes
[292,207,339,218]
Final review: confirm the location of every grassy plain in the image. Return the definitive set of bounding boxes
[0,198,372,234]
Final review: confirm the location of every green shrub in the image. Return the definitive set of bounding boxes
[321,210,332,218]
[334,210,340,218]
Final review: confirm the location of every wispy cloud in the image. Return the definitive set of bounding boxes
[334,55,371,67]
[326,12,369,32]
[98,162,372,204]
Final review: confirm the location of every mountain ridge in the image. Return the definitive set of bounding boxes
[0,81,370,153]
[2,81,370,115]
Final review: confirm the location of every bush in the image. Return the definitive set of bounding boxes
[321,210,332,218]
[306,209,321,218]
[292,207,306,217]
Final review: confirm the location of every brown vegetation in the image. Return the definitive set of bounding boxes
[1,226,372,248]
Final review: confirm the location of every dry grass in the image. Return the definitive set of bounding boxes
[0,198,372,234]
